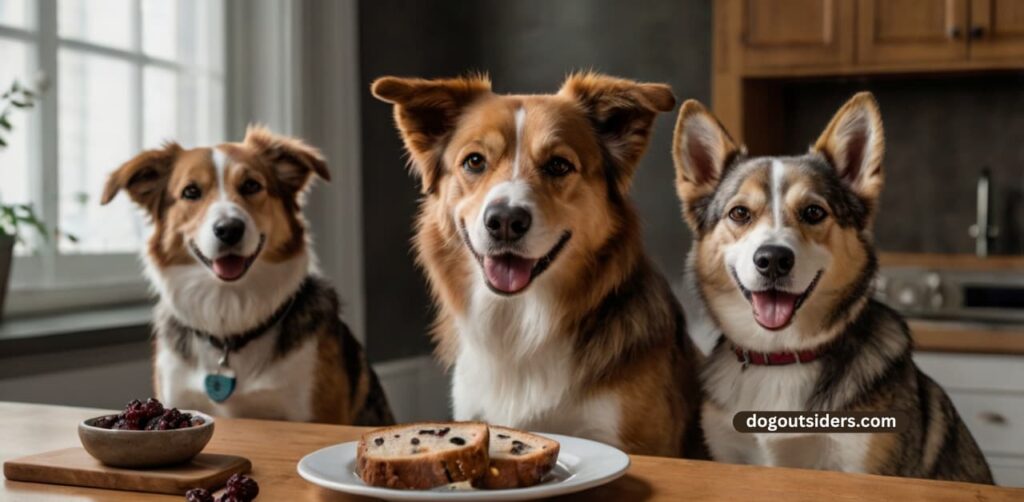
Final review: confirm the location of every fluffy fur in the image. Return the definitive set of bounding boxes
[102,126,394,425]
[673,94,993,483]
[372,72,704,456]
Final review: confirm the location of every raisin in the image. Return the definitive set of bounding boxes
[418,429,435,435]
[438,427,451,437]
[112,418,140,431]
[93,415,117,429]
[124,399,143,414]
[374,437,384,446]
[139,398,164,420]
[122,408,147,429]
[184,487,214,502]
[510,440,531,455]
[496,434,510,439]
[410,437,420,445]
[143,416,162,430]
[225,473,259,501]
[449,437,465,446]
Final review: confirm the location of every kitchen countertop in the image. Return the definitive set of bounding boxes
[1,402,1021,501]
[877,252,1024,356]
[911,320,1024,356]
[880,252,1024,271]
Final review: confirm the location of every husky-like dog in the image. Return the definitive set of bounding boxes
[371,72,704,456]
[103,127,394,425]
[672,92,992,483]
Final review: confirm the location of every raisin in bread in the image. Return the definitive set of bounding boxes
[475,426,560,489]
[357,422,490,489]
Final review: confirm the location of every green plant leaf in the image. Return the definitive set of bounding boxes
[0,115,11,130]
[10,100,31,108]
[0,137,7,148]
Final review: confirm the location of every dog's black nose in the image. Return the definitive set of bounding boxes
[213,218,246,246]
[753,245,795,279]
[484,203,532,242]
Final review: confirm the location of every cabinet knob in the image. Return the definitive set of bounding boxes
[948,26,962,39]
[979,411,1007,425]
[970,26,985,39]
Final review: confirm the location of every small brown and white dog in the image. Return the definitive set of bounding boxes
[102,126,394,426]
[672,93,992,482]
[371,72,704,456]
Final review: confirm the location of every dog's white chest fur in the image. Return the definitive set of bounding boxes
[150,256,317,421]
[702,353,871,472]
[155,318,319,422]
[451,285,622,447]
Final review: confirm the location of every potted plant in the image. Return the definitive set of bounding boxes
[0,80,46,320]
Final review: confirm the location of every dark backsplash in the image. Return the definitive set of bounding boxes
[781,75,1024,255]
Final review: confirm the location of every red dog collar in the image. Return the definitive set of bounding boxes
[733,346,824,367]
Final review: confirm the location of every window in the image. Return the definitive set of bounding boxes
[0,0,226,313]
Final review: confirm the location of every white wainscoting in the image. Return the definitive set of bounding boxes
[372,355,451,423]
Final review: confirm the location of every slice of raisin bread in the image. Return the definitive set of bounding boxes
[357,422,490,489]
[475,425,560,489]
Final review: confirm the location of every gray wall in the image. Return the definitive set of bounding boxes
[358,0,711,362]
[0,342,155,409]
[781,75,1024,255]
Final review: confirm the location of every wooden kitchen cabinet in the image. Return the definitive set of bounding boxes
[916,352,1024,486]
[857,0,969,64]
[970,0,1024,60]
[713,0,1024,151]
[739,0,855,69]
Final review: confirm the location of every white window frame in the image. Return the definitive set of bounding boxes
[0,0,229,316]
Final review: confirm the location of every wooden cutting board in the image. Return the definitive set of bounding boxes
[3,447,251,495]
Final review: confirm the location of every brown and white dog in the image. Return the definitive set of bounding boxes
[102,126,394,426]
[673,93,992,482]
[372,72,704,456]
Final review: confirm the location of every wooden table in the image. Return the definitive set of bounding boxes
[1,402,1021,501]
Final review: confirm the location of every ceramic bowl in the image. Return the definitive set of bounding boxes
[78,411,215,468]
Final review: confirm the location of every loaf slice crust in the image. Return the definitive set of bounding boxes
[357,422,489,489]
[475,425,560,489]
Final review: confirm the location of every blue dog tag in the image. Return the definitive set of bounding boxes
[205,374,236,403]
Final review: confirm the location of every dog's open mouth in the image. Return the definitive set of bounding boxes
[732,268,823,331]
[460,221,571,295]
[189,235,266,282]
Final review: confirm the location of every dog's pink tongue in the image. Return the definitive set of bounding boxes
[751,291,799,330]
[483,255,536,294]
[212,255,246,281]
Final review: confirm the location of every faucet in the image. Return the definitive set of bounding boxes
[968,169,999,257]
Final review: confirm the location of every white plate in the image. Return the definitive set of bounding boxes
[297,433,630,501]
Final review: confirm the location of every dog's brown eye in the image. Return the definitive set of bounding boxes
[542,156,575,177]
[240,179,263,196]
[802,204,827,224]
[462,153,487,173]
[181,184,202,201]
[728,206,750,224]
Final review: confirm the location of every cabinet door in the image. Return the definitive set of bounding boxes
[740,0,855,70]
[970,0,1024,60]
[857,0,969,64]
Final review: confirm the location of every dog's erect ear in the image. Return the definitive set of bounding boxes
[101,142,181,216]
[672,99,740,231]
[245,125,330,200]
[813,92,884,204]
[559,72,675,189]
[371,75,492,194]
